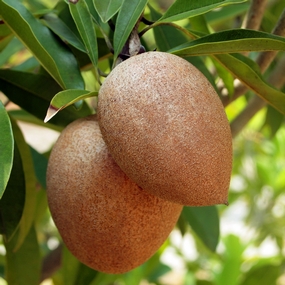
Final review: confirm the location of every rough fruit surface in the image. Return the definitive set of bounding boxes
[46,115,182,274]
[98,51,232,206]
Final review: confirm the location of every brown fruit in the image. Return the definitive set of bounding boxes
[46,115,182,274]
[98,51,232,206]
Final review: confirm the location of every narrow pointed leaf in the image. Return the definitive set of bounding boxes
[0,0,84,89]
[0,142,25,240]
[158,0,247,23]
[5,225,41,285]
[183,206,219,251]
[44,89,97,122]
[214,53,285,114]
[0,69,92,126]
[150,5,187,51]
[94,0,122,23]
[42,13,86,53]
[169,29,285,56]
[10,119,38,251]
[0,101,14,198]
[9,109,63,132]
[0,37,24,67]
[113,0,148,58]
[30,147,48,189]
[69,0,98,68]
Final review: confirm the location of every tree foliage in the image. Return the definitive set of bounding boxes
[0,0,285,284]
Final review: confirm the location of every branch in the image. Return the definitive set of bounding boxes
[242,0,268,30]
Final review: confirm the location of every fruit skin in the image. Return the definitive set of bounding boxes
[46,115,182,274]
[98,51,232,206]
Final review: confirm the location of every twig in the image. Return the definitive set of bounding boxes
[242,0,268,30]
[256,8,285,72]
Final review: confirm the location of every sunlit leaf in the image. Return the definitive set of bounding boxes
[94,0,122,23]
[169,29,285,56]
[0,37,24,67]
[44,89,97,123]
[214,53,285,114]
[42,13,86,53]
[0,0,84,89]
[241,263,281,285]
[182,206,219,251]
[0,101,14,198]
[212,58,234,96]
[4,225,41,285]
[158,0,247,23]
[0,142,25,240]
[113,0,148,58]
[69,0,98,68]
[262,105,284,137]
[215,234,244,285]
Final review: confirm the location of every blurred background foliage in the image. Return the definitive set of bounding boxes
[1,0,285,284]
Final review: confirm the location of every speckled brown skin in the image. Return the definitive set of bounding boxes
[98,51,232,206]
[46,115,182,274]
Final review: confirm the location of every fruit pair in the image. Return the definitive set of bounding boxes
[47,51,232,274]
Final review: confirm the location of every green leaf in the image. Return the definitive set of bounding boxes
[42,13,86,53]
[113,0,148,58]
[241,263,281,285]
[69,0,98,68]
[0,69,92,126]
[215,234,244,285]
[214,53,285,115]
[182,206,219,251]
[0,142,25,240]
[149,5,187,51]
[262,105,284,137]
[30,147,48,189]
[94,0,122,23]
[0,37,24,67]
[205,2,249,25]
[4,225,41,285]
[9,109,63,132]
[158,0,247,23]
[44,89,97,122]
[73,263,98,285]
[212,58,234,96]
[9,119,38,251]
[0,0,84,89]
[169,29,285,56]
[0,101,14,198]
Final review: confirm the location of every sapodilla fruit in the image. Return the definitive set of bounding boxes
[46,115,182,274]
[98,51,232,206]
